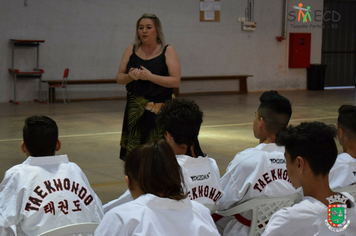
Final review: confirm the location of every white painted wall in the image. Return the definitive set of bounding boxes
[0,0,324,102]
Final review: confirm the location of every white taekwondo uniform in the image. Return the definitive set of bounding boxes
[217,143,299,236]
[329,152,356,189]
[176,154,223,205]
[0,155,103,236]
[96,193,220,236]
[262,193,356,236]
[103,154,223,213]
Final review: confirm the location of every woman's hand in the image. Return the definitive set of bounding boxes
[138,65,153,81]
[128,67,142,81]
[137,45,180,88]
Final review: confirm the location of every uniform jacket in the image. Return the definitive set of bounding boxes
[103,154,223,213]
[329,153,356,189]
[96,193,220,236]
[262,193,356,236]
[176,154,223,205]
[217,143,299,236]
[0,155,103,236]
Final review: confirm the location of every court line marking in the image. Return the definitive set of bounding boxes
[0,132,121,142]
[0,116,337,142]
[197,116,337,128]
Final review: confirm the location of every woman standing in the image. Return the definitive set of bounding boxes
[116,13,181,161]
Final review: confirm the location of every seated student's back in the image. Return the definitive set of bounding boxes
[156,98,223,206]
[263,122,356,236]
[217,91,299,236]
[329,105,356,189]
[103,98,224,213]
[95,140,220,236]
[0,115,103,236]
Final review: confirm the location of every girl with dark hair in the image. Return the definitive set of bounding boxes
[95,140,220,236]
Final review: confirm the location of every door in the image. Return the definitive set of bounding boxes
[322,0,356,87]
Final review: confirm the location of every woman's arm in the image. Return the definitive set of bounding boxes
[139,45,181,88]
[116,44,136,85]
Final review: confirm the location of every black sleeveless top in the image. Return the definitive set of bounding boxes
[125,45,173,102]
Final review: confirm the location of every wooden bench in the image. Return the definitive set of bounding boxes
[42,75,252,103]
[42,79,119,103]
[175,75,252,96]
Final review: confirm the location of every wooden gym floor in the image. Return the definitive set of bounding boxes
[0,88,355,204]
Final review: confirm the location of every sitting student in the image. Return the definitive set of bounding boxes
[95,140,220,236]
[0,115,103,236]
[156,98,223,208]
[103,98,223,213]
[262,121,356,235]
[329,105,356,189]
[216,91,299,236]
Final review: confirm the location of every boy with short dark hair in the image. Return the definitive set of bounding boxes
[0,115,103,236]
[329,105,356,189]
[103,98,223,213]
[156,98,223,207]
[262,121,356,235]
[217,90,298,236]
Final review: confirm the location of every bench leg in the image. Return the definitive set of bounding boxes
[239,78,248,93]
[48,87,56,103]
[13,74,18,104]
[39,77,42,103]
